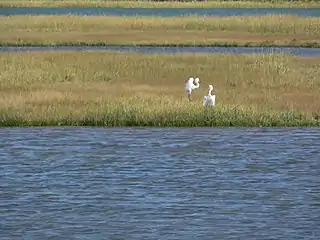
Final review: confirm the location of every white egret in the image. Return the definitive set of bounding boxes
[185,77,200,101]
[203,84,216,106]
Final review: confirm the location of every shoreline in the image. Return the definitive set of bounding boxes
[1,112,319,127]
[1,0,320,9]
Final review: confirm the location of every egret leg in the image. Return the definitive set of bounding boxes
[188,93,192,102]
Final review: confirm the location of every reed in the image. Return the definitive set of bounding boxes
[1,0,319,8]
[0,15,319,47]
[1,51,319,127]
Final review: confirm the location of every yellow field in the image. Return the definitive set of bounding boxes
[1,51,319,126]
[1,15,319,47]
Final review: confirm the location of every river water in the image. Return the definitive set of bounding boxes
[1,127,320,239]
[0,7,319,17]
[1,46,320,56]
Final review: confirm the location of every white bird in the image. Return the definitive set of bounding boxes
[203,84,216,106]
[185,77,200,101]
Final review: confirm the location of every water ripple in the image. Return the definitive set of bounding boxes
[1,46,320,56]
[1,127,319,239]
[0,7,319,17]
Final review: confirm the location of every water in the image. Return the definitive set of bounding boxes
[0,7,319,17]
[1,45,320,56]
[1,127,320,239]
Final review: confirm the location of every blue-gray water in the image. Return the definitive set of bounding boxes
[1,46,320,56]
[1,127,320,239]
[0,7,320,17]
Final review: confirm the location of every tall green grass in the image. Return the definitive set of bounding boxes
[1,105,318,127]
[1,0,319,8]
[0,15,319,47]
[0,51,319,127]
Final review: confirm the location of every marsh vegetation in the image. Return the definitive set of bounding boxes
[1,51,319,126]
[1,15,319,47]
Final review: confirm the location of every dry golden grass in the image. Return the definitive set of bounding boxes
[1,0,319,8]
[0,51,319,126]
[0,15,319,47]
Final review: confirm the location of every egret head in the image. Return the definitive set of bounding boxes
[194,77,200,83]
[209,85,213,90]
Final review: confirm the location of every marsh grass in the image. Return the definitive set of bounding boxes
[2,105,318,127]
[0,15,319,47]
[1,51,319,127]
[1,0,319,8]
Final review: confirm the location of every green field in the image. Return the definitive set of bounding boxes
[1,51,319,127]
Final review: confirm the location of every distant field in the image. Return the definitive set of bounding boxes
[1,51,319,127]
[0,0,320,8]
[1,15,319,48]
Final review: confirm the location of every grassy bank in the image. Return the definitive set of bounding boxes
[1,51,319,127]
[1,15,319,48]
[0,0,319,8]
